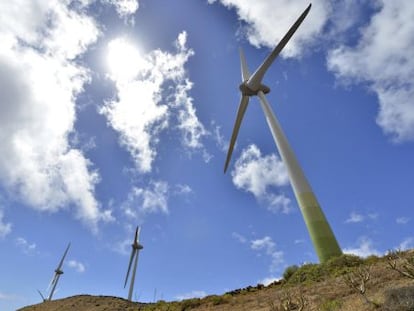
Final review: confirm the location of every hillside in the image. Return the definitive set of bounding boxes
[18,250,414,311]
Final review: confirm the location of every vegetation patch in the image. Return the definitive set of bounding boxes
[319,299,342,311]
[285,254,365,285]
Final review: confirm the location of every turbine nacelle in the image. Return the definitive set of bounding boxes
[132,242,144,250]
[54,269,64,275]
[239,82,270,96]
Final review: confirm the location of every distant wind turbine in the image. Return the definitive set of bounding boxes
[124,226,144,301]
[46,242,71,301]
[224,3,342,263]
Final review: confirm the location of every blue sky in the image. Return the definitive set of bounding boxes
[1,0,414,310]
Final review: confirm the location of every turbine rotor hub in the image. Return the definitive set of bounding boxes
[239,82,270,96]
[132,242,144,250]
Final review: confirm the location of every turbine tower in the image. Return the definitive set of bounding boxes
[46,243,71,301]
[124,226,144,301]
[224,3,342,263]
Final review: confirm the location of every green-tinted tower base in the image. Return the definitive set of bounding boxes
[258,91,342,263]
[298,192,342,262]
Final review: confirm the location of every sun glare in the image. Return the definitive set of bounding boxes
[106,37,147,81]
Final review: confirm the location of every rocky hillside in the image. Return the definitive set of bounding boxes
[18,250,414,311]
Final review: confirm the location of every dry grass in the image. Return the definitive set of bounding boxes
[18,250,414,311]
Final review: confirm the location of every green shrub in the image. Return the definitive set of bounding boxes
[319,299,342,311]
[364,254,381,265]
[180,298,202,310]
[383,285,414,311]
[324,254,363,276]
[205,294,230,306]
[283,265,299,281]
[287,263,325,284]
[285,254,365,285]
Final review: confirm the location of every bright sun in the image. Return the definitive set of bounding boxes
[106,37,147,81]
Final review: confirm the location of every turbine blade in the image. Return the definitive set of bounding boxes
[248,3,311,89]
[128,250,141,301]
[137,226,141,242]
[124,249,136,288]
[224,95,250,173]
[47,273,57,291]
[239,48,250,81]
[37,289,45,301]
[56,242,71,271]
[134,226,139,244]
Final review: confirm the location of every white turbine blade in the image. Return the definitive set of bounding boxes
[37,289,46,301]
[124,249,137,288]
[239,48,250,81]
[48,274,60,300]
[46,273,57,291]
[133,226,139,245]
[136,226,141,243]
[247,3,311,89]
[51,274,58,288]
[224,95,250,173]
[56,242,71,271]
[128,250,141,301]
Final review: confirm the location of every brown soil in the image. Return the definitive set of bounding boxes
[18,252,414,311]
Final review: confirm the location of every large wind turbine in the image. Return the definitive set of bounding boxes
[46,243,71,301]
[124,226,144,301]
[224,3,342,263]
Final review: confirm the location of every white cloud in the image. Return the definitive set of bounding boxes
[175,290,207,301]
[232,232,247,244]
[67,259,86,273]
[345,211,378,224]
[231,144,291,213]
[233,232,284,273]
[398,237,414,251]
[343,237,380,258]
[208,0,330,58]
[327,0,414,141]
[0,292,18,301]
[345,212,364,223]
[0,1,112,230]
[251,236,275,251]
[15,237,37,254]
[0,210,12,238]
[251,236,284,273]
[113,237,131,256]
[123,180,169,216]
[174,184,193,195]
[266,194,291,214]
[105,0,139,17]
[212,122,228,153]
[324,0,374,39]
[396,217,410,225]
[294,239,305,244]
[367,213,378,220]
[102,32,207,173]
[173,79,208,151]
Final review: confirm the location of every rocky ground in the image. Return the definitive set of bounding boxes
[18,251,414,311]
